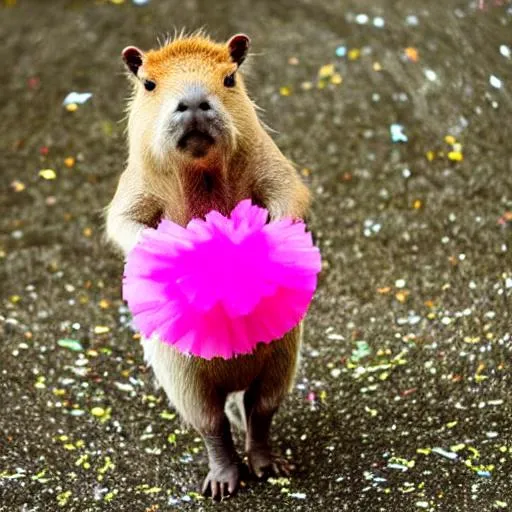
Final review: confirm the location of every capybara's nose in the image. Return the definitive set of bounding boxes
[175,90,212,115]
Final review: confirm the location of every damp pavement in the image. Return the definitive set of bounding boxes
[1,0,511,510]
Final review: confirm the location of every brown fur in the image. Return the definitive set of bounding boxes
[106,32,311,498]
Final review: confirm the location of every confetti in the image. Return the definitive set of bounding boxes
[63,92,93,106]
[64,157,75,168]
[39,169,57,180]
[318,64,335,79]
[91,407,106,417]
[335,46,347,57]
[424,69,437,81]
[11,180,26,192]
[355,13,369,24]
[432,447,458,460]
[405,47,419,62]
[405,14,419,26]
[390,123,408,143]
[348,48,361,60]
[489,75,502,89]
[57,338,83,351]
[373,16,385,28]
[350,341,371,362]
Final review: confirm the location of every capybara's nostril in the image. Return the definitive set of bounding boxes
[199,101,211,111]
[176,102,189,112]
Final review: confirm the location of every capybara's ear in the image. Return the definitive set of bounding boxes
[122,46,144,75]
[227,34,250,66]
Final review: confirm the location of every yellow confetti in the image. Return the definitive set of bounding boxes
[377,286,391,294]
[64,157,75,168]
[9,295,21,303]
[66,103,78,112]
[34,376,46,389]
[110,0,125,4]
[416,448,432,455]
[301,81,313,91]
[318,64,335,79]
[444,135,456,145]
[11,180,26,192]
[279,86,292,96]
[426,150,435,161]
[446,421,458,429]
[98,299,110,309]
[395,290,410,303]
[94,325,110,334]
[448,151,463,161]
[91,407,106,417]
[348,48,360,60]
[330,73,343,85]
[39,169,57,180]
[372,62,382,71]
[83,227,93,237]
[413,199,422,209]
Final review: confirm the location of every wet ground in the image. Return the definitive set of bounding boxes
[1,0,512,510]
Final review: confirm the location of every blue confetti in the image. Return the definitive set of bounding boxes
[390,123,408,143]
[335,46,347,58]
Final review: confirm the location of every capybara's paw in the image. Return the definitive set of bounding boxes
[201,463,240,500]
[247,449,295,479]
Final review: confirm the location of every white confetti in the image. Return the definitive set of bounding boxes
[405,14,419,26]
[63,92,93,106]
[373,16,385,28]
[500,45,510,59]
[490,75,502,89]
[432,447,458,460]
[355,13,369,24]
[425,69,438,82]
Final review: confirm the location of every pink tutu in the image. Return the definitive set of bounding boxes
[123,200,321,359]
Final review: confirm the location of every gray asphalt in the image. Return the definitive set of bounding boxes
[1,0,511,511]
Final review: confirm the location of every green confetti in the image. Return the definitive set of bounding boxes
[57,338,83,351]
[160,410,176,420]
[350,341,371,362]
[57,490,72,507]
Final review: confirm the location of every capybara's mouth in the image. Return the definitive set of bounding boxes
[178,129,215,158]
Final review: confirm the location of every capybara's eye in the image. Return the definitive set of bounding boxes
[223,73,236,88]
[144,80,156,91]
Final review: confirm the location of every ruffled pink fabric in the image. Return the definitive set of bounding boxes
[123,199,321,359]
